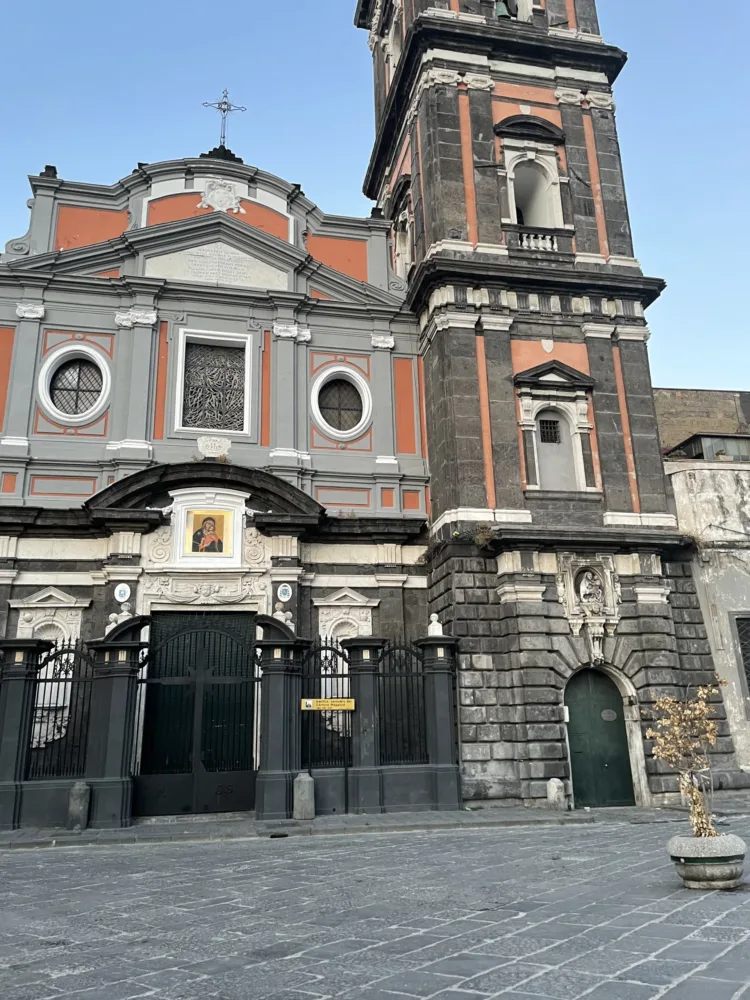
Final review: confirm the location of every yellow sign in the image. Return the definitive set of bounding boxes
[301,699,356,712]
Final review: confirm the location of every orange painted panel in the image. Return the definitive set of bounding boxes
[153,322,169,441]
[55,206,128,251]
[0,327,15,433]
[403,490,421,511]
[582,112,610,258]
[1,473,17,494]
[565,0,578,29]
[458,88,478,248]
[241,201,289,241]
[612,345,640,513]
[260,330,272,447]
[510,340,590,375]
[393,358,417,455]
[492,101,562,129]
[310,289,332,300]
[307,235,368,283]
[382,488,395,509]
[95,268,121,278]
[493,83,558,106]
[147,192,210,226]
[146,194,289,241]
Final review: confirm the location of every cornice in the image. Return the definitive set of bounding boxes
[363,16,628,199]
[406,254,666,313]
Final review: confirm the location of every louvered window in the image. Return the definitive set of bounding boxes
[181,343,245,431]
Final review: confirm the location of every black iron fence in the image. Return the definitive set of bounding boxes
[378,643,428,766]
[27,640,96,780]
[301,642,352,769]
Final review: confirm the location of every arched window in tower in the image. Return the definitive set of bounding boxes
[513,160,555,229]
[535,408,578,491]
[393,208,413,279]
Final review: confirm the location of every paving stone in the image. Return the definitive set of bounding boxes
[615,959,703,986]
[0,823,748,1000]
[659,979,746,1000]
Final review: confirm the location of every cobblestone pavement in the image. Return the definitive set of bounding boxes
[1,820,749,1000]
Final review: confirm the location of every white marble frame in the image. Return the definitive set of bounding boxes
[10,587,91,641]
[37,343,112,427]
[173,327,253,436]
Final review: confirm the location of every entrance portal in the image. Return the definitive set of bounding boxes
[565,669,635,808]
[132,611,259,817]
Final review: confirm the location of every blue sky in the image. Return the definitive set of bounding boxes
[0,1,747,390]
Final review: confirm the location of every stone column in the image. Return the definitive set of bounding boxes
[269,320,309,471]
[85,640,143,829]
[416,636,461,810]
[0,639,53,828]
[341,637,388,813]
[109,306,158,462]
[255,639,310,821]
[0,305,45,457]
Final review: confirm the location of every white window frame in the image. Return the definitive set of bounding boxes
[37,344,111,427]
[503,141,567,229]
[311,365,373,443]
[519,392,598,493]
[174,327,253,436]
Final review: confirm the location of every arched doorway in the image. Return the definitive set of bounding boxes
[565,670,635,807]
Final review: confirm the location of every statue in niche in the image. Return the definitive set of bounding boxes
[577,570,605,610]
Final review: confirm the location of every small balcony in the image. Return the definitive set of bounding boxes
[504,225,574,256]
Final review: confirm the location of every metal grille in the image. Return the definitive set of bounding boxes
[50,359,103,415]
[182,343,245,431]
[301,642,352,769]
[318,379,363,432]
[539,419,561,444]
[738,618,750,690]
[27,640,95,780]
[378,643,428,766]
[133,620,260,777]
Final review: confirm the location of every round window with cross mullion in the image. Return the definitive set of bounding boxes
[318,378,364,432]
[49,358,104,416]
[311,366,373,443]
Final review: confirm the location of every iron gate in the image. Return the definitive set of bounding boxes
[378,643,428,766]
[27,640,96,780]
[132,612,260,817]
[301,642,352,770]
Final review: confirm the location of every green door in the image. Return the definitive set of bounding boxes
[565,670,635,807]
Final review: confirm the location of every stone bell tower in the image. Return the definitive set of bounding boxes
[355,1,750,806]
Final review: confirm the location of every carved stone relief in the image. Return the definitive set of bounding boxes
[10,587,91,641]
[556,553,622,665]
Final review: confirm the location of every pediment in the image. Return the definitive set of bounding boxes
[514,360,595,391]
[9,587,91,610]
[4,212,403,306]
[143,240,288,290]
[312,587,380,608]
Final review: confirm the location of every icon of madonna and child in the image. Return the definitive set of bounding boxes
[186,510,231,555]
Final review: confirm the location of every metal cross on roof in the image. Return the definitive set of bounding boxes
[202,89,247,149]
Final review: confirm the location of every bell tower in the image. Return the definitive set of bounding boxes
[356,0,670,534]
[351,2,741,810]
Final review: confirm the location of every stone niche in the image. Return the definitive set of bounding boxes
[144,241,289,290]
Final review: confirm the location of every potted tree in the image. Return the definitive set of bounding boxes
[647,680,746,889]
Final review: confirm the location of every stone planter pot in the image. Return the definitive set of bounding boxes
[667,833,747,890]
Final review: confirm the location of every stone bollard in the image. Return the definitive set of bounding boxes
[293,772,315,821]
[547,778,567,811]
[67,781,91,831]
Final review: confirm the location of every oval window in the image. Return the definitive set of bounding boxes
[318,378,364,432]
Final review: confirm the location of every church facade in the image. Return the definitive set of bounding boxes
[1,0,748,827]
